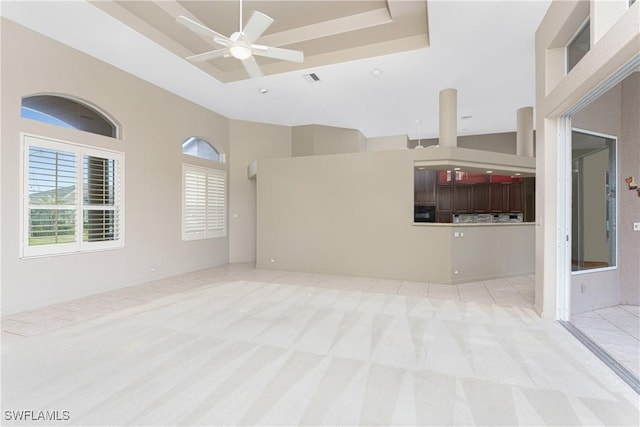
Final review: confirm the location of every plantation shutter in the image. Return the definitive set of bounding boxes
[206,168,226,238]
[183,165,207,239]
[182,165,226,240]
[27,144,78,252]
[82,150,123,247]
[22,134,124,258]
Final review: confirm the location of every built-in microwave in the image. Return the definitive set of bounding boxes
[414,205,436,223]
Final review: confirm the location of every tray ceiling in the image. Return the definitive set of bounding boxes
[92,0,429,82]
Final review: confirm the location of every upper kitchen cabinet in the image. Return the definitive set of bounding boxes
[471,184,490,212]
[414,168,437,205]
[453,185,472,213]
[507,183,524,212]
[489,182,525,213]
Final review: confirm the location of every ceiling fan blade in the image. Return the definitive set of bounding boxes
[241,56,264,79]
[176,15,231,46]
[252,46,304,63]
[186,49,228,62]
[242,11,274,43]
[214,37,230,46]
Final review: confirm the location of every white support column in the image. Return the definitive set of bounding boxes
[439,88,457,147]
[517,107,535,157]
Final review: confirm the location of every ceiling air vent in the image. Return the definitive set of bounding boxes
[302,73,321,83]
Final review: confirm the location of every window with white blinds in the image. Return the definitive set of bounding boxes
[22,134,124,257]
[182,164,226,240]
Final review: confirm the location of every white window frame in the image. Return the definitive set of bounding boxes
[182,164,226,241]
[181,137,226,163]
[20,133,125,258]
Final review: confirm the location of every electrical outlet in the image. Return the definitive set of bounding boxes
[634,222,640,231]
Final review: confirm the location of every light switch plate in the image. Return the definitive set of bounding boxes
[634,222,640,231]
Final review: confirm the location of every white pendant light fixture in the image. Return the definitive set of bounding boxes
[414,119,424,149]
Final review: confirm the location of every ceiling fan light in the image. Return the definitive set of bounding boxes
[230,45,252,60]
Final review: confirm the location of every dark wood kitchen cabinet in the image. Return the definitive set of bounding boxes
[471,184,490,212]
[421,170,531,223]
[414,169,436,205]
[436,185,453,223]
[507,183,524,212]
[489,184,508,212]
[437,212,452,223]
[489,183,524,212]
[436,185,453,211]
[453,185,472,213]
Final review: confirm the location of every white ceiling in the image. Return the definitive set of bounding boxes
[1,0,551,140]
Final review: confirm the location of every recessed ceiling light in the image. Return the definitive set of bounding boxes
[258,88,269,94]
[486,170,493,174]
[371,68,383,77]
[514,173,522,176]
[454,167,461,171]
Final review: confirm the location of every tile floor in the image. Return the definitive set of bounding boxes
[2,264,639,426]
[2,265,535,342]
[572,305,640,378]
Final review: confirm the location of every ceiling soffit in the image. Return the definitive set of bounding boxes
[90,0,429,82]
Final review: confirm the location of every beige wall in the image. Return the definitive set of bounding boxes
[256,147,534,283]
[256,150,452,282]
[1,19,230,314]
[229,120,291,263]
[291,125,315,157]
[366,135,408,151]
[451,224,535,283]
[571,269,620,314]
[535,0,639,318]
[410,132,521,154]
[367,132,523,155]
[292,124,365,156]
[619,73,640,305]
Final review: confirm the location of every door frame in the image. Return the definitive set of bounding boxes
[556,58,639,321]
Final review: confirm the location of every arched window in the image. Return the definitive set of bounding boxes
[21,94,119,138]
[182,137,225,163]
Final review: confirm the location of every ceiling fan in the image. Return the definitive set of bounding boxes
[177,0,304,79]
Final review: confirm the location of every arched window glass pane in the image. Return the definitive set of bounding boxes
[21,95,118,138]
[182,137,224,162]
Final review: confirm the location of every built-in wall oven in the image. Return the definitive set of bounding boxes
[414,205,436,223]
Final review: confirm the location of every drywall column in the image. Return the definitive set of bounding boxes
[439,88,457,147]
[517,107,534,157]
